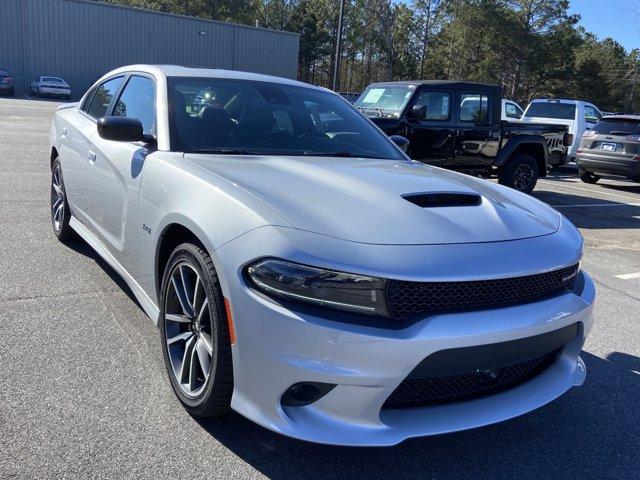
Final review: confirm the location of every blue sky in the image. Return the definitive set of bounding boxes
[569,0,638,51]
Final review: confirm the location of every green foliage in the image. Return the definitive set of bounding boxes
[97,0,640,111]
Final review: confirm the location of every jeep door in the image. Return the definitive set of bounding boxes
[403,87,455,164]
[453,90,501,166]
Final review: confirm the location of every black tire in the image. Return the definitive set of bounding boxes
[159,242,234,417]
[579,169,600,184]
[498,153,539,194]
[50,158,75,241]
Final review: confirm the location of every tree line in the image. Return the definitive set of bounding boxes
[101,0,640,112]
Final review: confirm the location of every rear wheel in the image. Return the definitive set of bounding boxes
[579,169,600,184]
[498,153,539,194]
[159,242,234,417]
[50,158,75,241]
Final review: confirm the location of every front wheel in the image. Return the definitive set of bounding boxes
[498,153,539,194]
[159,242,234,417]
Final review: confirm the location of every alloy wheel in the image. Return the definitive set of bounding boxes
[513,163,534,191]
[164,262,214,397]
[51,164,65,232]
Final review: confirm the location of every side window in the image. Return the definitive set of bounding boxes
[113,76,156,135]
[80,87,97,113]
[515,104,524,118]
[411,91,450,120]
[584,106,600,124]
[460,94,488,123]
[86,76,123,119]
[505,102,523,119]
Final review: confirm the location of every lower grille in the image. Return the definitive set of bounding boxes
[383,350,559,409]
[387,263,579,321]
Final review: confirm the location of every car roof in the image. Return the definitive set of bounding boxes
[104,64,331,93]
[530,98,591,105]
[600,115,640,122]
[366,80,498,90]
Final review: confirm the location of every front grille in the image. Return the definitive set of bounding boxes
[383,350,559,409]
[387,263,579,321]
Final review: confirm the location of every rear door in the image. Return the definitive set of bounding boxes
[403,87,455,164]
[85,74,156,265]
[453,89,500,166]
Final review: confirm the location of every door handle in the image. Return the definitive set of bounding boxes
[61,127,67,138]
[88,150,96,163]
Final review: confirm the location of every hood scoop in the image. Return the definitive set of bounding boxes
[402,192,482,208]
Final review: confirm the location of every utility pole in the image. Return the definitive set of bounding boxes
[331,0,346,92]
[630,65,639,114]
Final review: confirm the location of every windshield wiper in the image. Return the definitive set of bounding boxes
[302,151,384,159]
[185,148,262,155]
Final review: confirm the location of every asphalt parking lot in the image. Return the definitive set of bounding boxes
[1,97,638,479]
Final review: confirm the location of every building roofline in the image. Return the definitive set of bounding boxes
[64,0,300,37]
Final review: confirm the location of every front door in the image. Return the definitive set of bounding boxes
[84,74,156,267]
[454,91,500,167]
[403,88,455,165]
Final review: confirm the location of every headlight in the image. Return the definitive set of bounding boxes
[245,258,390,317]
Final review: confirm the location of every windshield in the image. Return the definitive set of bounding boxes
[593,119,640,135]
[524,102,576,120]
[43,77,63,83]
[353,85,416,116]
[167,77,404,160]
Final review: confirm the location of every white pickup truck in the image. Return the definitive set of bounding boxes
[520,99,602,162]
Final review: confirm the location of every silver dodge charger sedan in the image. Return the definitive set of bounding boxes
[49,65,595,446]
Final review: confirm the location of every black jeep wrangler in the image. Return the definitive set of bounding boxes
[354,81,571,193]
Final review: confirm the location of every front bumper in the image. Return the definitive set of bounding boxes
[214,224,594,446]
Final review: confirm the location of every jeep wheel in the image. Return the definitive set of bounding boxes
[498,153,539,194]
[579,170,600,184]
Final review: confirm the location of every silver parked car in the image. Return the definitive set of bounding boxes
[577,115,640,183]
[31,75,71,99]
[49,65,595,446]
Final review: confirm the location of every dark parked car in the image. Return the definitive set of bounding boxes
[577,115,640,184]
[355,81,572,193]
[0,68,14,96]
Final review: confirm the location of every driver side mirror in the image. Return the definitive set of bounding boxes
[390,135,410,152]
[97,116,152,143]
[407,105,426,120]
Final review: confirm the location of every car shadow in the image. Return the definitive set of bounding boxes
[194,351,639,479]
[63,237,144,311]
[530,190,640,230]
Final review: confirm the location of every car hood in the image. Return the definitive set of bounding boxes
[185,154,561,245]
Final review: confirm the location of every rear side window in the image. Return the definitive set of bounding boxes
[460,94,488,123]
[113,76,156,135]
[593,119,640,135]
[412,91,450,120]
[505,102,523,118]
[524,102,576,120]
[85,77,123,119]
[584,106,601,123]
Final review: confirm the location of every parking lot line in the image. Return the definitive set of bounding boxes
[538,179,639,202]
[552,203,640,208]
[615,272,640,280]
